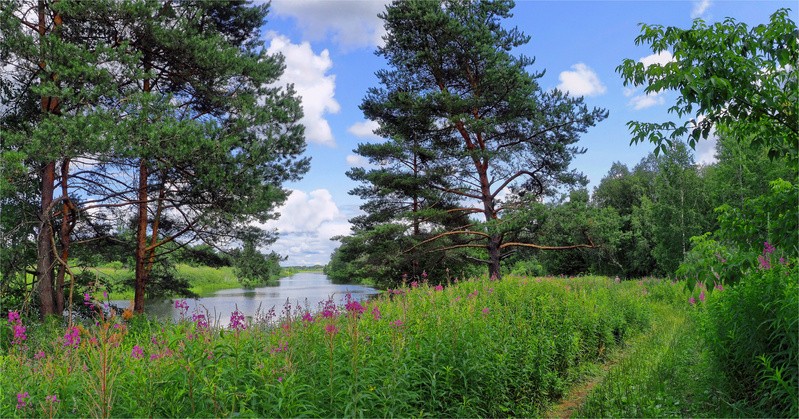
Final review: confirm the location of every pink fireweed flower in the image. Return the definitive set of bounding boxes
[688,296,696,305]
[131,345,143,359]
[16,392,29,409]
[714,282,724,292]
[779,257,787,265]
[699,290,706,303]
[12,323,27,344]
[421,270,428,280]
[174,299,189,316]
[345,299,366,316]
[229,309,246,331]
[468,290,478,299]
[46,394,59,404]
[34,350,46,360]
[302,311,314,323]
[371,305,381,320]
[8,310,20,324]
[434,284,444,292]
[410,281,419,288]
[324,323,339,336]
[192,313,208,329]
[764,241,775,254]
[482,307,490,316]
[390,320,404,328]
[63,327,80,348]
[758,254,771,270]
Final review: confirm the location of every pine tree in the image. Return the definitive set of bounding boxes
[359,0,607,278]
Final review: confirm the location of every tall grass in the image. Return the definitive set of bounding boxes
[1,275,659,417]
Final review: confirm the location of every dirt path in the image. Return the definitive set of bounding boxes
[546,361,614,418]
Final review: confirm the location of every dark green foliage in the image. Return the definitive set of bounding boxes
[178,245,232,268]
[703,259,798,417]
[231,240,281,288]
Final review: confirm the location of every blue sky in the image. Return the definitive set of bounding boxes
[257,0,794,265]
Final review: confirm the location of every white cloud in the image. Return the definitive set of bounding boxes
[556,63,607,97]
[261,189,352,265]
[629,92,665,110]
[639,51,674,68]
[692,114,718,165]
[347,120,382,140]
[270,0,390,49]
[694,136,718,165]
[266,33,340,146]
[626,51,674,110]
[691,0,712,18]
[346,154,370,167]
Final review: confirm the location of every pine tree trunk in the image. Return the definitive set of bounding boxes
[36,161,56,317]
[134,159,149,313]
[487,235,502,280]
[34,0,62,317]
[55,159,71,314]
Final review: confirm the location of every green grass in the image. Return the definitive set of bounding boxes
[1,275,657,418]
[575,294,750,417]
[80,264,279,300]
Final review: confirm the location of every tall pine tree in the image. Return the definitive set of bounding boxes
[359,0,607,278]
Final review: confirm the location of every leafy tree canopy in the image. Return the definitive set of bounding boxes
[617,9,797,163]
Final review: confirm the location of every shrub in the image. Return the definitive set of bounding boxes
[704,254,798,417]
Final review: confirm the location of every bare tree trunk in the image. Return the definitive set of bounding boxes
[55,159,71,314]
[134,159,149,313]
[487,234,502,280]
[36,162,56,316]
[34,0,62,317]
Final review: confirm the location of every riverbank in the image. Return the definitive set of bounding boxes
[84,264,307,301]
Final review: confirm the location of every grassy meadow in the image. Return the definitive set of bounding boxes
[2,271,795,418]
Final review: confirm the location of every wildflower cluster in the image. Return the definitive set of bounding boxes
[63,327,81,348]
[229,309,247,331]
[174,299,190,318]
[7,311,26,346]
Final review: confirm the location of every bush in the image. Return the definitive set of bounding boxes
[704,256,798,417]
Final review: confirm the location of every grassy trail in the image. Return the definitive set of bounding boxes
[547,303,685,417]
[549,302,743,418]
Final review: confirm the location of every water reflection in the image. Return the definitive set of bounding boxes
[113,272,379,326]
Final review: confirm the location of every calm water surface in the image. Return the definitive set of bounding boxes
[114,272,379,326]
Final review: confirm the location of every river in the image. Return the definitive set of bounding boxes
[113,272,380,326]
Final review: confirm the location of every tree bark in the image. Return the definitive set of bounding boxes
[34,0,62,317]
[55,159,71,314]
[487,234,502,280]
[35,161,56,316]
[134,159,149,313]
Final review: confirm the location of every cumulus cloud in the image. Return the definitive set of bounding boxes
[694,136,718,165]
[626,51,674,110]
[639,51,674,68]
[629,92,666,110]
[262,189,352,265]
[266,33,340,146]
[556,63,607,97]
[270,0,390,49]
[691,0,712,18]
[346,154,370,167]
[347,120,382,140]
